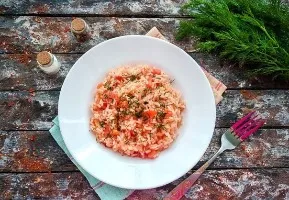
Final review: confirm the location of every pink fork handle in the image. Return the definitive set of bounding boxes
[164,147,225,200]
[164,170,203,200]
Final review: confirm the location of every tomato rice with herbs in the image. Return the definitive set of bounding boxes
[90,65,185,159]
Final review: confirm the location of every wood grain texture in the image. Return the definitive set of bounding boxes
[217,90,289,127]
[1,169,289,200]
[0,54,75,90]
[0,131,74,172]
[0,90,288,130]
[190,53,289,89]
[0,0,186,16]
[1,1,289,199]
[0,129,288,172]
[0,91,58,130]
[129,168,289,200]
[0,172,98,199]
[0,16,195,54]
[1,53,289,91]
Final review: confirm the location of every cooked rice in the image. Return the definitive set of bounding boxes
[90,64,185,159]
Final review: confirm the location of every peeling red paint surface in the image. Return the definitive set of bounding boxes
[17,156,50,171]
[7,53,33,66]
[1,2,289,199]
[240,90,259,100]
[30,4,50,14]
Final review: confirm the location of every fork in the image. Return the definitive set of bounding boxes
[164,111,265,200]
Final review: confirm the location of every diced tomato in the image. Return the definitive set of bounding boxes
[104,125,111,134]
[141,130,150,135]
[147,150,158,159]
[109,92,119,103]
[144,110,157,118]
[98,102,107,110]
[146,77,153,89]
[146,83,152,89]
[111,129,119,136]
[124,116,130,120]
[155,82,162,87]
[129,130,135,136]
[136,123,142,128]
[113,82,119,87]
[97,83,103,89]
[119,101,128,108]
[165,110,173,118]
[156,132,164,138]
[152,69,161,75]
[115,76,124,81]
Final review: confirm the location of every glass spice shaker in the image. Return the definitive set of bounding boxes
[71,18,91,42]
[36,51,60,74]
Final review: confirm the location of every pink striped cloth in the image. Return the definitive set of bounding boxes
[146,27,227,104]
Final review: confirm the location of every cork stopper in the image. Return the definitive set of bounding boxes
[37,51,52,66]
[71,18,86,32]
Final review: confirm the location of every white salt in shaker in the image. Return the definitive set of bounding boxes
[36,51,60,74]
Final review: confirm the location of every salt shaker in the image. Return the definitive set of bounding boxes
[71,18,91,42]
[36,51,60,74]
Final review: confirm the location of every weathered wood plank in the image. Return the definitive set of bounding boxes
[1,169,289,199]
[0,16,194,54]
[0,172,98,199]
[129,168,289,200]
[190,53,289,89]
[0,0,186,16]
[0,91,58,130]
[217,90,289,127]
[1,53,289,91]
[205,129,289,169]
[0,131,74,172]
[0,129,288,172]
[0,54,76,91]
[0,90,288,130]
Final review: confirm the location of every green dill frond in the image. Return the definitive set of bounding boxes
[177,0,289,79]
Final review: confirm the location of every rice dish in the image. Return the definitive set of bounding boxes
[90,64,185,158]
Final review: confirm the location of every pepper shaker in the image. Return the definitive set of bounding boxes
[71,18,91,42]
[36,51,60,74]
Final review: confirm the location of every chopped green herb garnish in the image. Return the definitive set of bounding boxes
[104,81,111,88]
[129,75,138,81]
[127,93,134,99]
[156,111,166,122]
[156,123,167,131]
[99,121,105,127]
[142,88,150,98]
[160,103,166,108]
[120,110,126,115]
[157,111,166,118]
[135,110,143,118]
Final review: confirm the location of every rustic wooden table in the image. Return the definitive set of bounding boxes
[1,1,289,199]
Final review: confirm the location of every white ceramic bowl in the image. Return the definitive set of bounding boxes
[58,35,216,189]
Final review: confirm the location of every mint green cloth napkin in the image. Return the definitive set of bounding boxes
[49,117,133,200]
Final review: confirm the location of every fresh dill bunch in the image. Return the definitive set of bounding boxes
[177,0,289,79]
